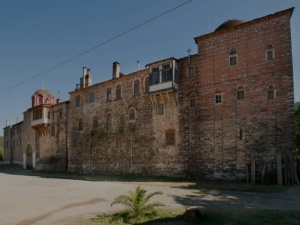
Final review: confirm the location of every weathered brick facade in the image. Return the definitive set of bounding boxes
[3,8,297,184]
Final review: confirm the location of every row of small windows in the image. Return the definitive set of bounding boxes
[77,108,137,131]
[75,78,150,107]
[189,84,276,107]
[229,45,274,66]
[5,139,22,148]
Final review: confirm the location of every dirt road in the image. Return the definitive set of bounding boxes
[0,170,299,225]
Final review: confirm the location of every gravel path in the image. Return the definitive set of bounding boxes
[1,170,300,225]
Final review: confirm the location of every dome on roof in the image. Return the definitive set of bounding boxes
[215,19,245,32]
[34,89,53,96]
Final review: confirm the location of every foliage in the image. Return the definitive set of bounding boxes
[263,169,277,185]
[89,208,183,225]
[111,185,164,223]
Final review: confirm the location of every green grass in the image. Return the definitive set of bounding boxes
[59,208,300,225]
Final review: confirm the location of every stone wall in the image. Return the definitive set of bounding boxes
[35,102,69,171]
[67,69,185,176]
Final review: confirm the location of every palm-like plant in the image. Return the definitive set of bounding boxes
[111,185,164,220]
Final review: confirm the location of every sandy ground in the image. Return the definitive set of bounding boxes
[1,170,300,225]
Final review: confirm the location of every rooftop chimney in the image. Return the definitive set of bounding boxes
[6,120,10,127]
[137,61,140,71]
[56,91,62,104]
[86,69,92,86]
[113,62,120,79]
[16,115,20,123]
[82,67,87,87]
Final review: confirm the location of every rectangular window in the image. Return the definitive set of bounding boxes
[150,73,159,86]
[237,90,244,100]
[33,109,43,120]
[158,103,164,115]
[162,69,172,82]
[266,50,274,60]
[229,56,237,66]
[268,90,274,99]
[166,130,175,146]
[215,94,222,104]
[189,99,196,108]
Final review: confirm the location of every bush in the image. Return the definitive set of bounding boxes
[264,169,277,185]
[0,149,2,161]
[111,185,164,223]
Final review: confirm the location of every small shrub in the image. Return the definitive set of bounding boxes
[111,185,164,223]
[264,169,277,185]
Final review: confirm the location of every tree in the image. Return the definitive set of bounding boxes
[111,185,164,222]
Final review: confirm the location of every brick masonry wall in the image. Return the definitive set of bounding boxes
[179,11,295,180]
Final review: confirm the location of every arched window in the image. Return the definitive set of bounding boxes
[106,88,112,102]
[75,95,80,107]
[144,77,149,93]
[106,113,112,126]
[38,95,43,105]
[93,116,98,129]
[129,108,136,121]
[78,118,83,130]
[134,80,140,96]
[116,85,121,100]
[89,92,95,103]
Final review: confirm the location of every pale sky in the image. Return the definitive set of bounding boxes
[1,0,299,135]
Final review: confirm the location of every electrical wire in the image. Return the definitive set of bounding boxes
[0,0,192,95]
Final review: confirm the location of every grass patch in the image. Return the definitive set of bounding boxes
[74,208,300,225]
[88,208,185,225]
